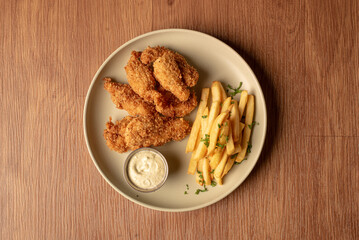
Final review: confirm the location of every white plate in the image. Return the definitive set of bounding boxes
[83,29,267,212]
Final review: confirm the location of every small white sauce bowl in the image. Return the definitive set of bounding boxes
[123,148,169,193]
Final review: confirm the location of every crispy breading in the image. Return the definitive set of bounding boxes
[103,78,156,116]
[153,51,190,101]
[103,116,134,153]
[173,52,199,87]
[103,114,191,153]
[153,86,198,117]
[140,46,168,65]
[124,51,159,103]
[140,46,199,87]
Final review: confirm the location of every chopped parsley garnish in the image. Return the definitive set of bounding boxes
[216,143,226,149]
[248,121,259,130]
[210,169,215,174]
[218,124,221,128]
[247,142,252,153]
[195,185,208,195]
[184,191,188,194]
[231,153,238,159]
[202,115,208,119]
[186,184,189,190]
[224,122,228,126]
[226,136,229,143]
[200,134,210,147]
[227,82,243,97]
[211,181,217,187]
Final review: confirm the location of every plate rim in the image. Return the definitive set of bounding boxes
[83,28,267,212]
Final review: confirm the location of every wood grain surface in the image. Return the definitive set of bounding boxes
[1,0,358,239]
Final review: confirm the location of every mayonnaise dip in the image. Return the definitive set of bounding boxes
[127,149,167,190]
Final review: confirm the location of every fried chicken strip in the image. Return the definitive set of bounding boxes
[124,51,159,103]
[103,114,191,153]
[141,46,199,87]
[103,116,134,153]
[103,78,156,116]
[153,86,198,117]
[153,51,190,101]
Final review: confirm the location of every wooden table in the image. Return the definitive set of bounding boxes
[1,0,358,239]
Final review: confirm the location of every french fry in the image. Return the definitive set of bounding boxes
[221,97,232,113]
[201,107,209,136]
[209,149,224,170]
[211,81,223,102]
[232,142,242,154]
[222,155,235,177]
[226,123,235,155]
[229,100,240,142]
[238,90,248,120]
[202,157,212,186]
[187,129,202,174]
[196,158,204,185]
[218,81,228,102]
[193,102,221,160]
[186,88,210,153]
[236,95,254,162]
[214,152,228,185]
[237,122,245,144]
[207,111,230,156]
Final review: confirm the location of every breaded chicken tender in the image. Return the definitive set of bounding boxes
[124,51,159,103]
[153,86,198,117]
[103,114,191,153]
[103,116,134,153]
[140,46,168,65]
[141,46,199,87]
[153,52,190,101]
[103,78,156,116]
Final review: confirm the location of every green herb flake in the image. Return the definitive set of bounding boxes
[195,186,208,195]
[218,124,221,128]
[231,153,238,159]
[210,169,215,174]
[247,142,252,153]
[216,143,225,149]
[211,181,217,187]
[184,191,188,194]
[202,115,208,119]
[200,134,210,147]
[227,82,243,97]
[226,136,229,143]
[248,121,259,130]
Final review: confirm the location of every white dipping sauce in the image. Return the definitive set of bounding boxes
[127,150,166,190]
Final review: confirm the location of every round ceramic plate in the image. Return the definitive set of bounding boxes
[83,29,267,212]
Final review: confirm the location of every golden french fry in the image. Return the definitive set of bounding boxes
[202,157,212,186]
[193,102,221,160]
[218,81,228,102]
[211,81,223,102]
[195,158,204,185]
[238,90,248,120]
[229,100,240,142]
[221,97,232,113]
[214,152,228,184]
[237,95,254,162]
[232,142,242,154]
[226,123,235,155]
[186,88,210,153]
[222,155,235,177]
[201,107,209,136]
[237,122,245,144]
[187,129,202,174]
[209,148,224,170]
[207,111,229,156]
